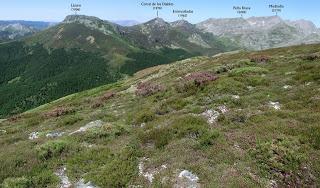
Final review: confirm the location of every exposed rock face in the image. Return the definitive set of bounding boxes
[287,19,318,35]
[197,16,320,50]
[69,120,104,135]
[197,17,251,36]
[119,17,237,55]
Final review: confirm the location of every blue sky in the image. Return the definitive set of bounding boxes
[0,0,319,26]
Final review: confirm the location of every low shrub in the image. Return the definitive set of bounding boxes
[91,92,115,108]
[58,115,83,127]
[250,55,270,63]
[301,53,320,61]
[141,127,173,149]
[155,98,188,115]
[26,116,44,127]
[306,126,320,149]
[30,169,59,188]
[2,177,31,188]
[135,82,164,97]
[184,72,218,87]
[176,72,218,93]
[139,115,219,149]
[251,138,308,185]
[199,130,220,147]
[171,115,209,139]
[44,106,75,118]
[294,63,320,82]
[88,146,139,187]
[134,109,155,125]
[7,115,22,122]
[229,67,268,76]
[37,140,68,160]
[82,125,128,143]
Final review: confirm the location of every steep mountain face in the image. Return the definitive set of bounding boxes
[25,15,135,59]
[0,15,238,117]
[0,21,55,42]
[286,19,318,35]
[26,15,237,58]
[197,16,320,50]
[121,18,238,55]
[0,43,319,187]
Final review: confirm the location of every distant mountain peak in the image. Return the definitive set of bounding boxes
[62,15,117,35]
[171,20,191,26]
[145,17,168,27]
[63,15,102,23]
[170,20,195,30]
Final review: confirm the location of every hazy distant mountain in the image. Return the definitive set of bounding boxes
[197,16,320,50]
[111,20,140,26]
[0,20,56,42]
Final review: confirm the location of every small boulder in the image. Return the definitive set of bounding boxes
[46,131,64,138]
[217,105,228,114]
[202,109,220,124]
[29,132,39,140]
[75,178,98,188]
[175,170,200,188]
[269,101,281,110]
[232,95,240,99]
[283,85,292,89]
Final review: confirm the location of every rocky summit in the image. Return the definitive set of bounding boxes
[197,16,320,50]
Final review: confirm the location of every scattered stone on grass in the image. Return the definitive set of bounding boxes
[202,109,220,124]
[175,170,200,188]
[269,101,281,110]
[217,105,229,114]
[283,85,292,89]
[46,131,64,138]
[69,120,104,135]
[138,157,167,183]
[0,130,6,134]
[232,95,240,99]
[247,86,254,91]
[55,166,72,188]
[29,132,39,140]
[75,178,98,188]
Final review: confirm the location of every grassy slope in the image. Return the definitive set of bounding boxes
[0,44,319,187]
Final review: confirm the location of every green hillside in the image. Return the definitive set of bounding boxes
[0,44,319,187]
[0,15,239,118]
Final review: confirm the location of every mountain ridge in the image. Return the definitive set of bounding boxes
[0,14,319,117]
[197,15,320,50]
